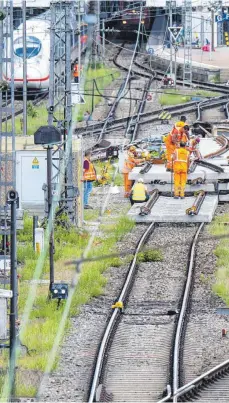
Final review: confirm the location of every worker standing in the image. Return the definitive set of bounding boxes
[164,126,179,171]
[83,150,96,209]
[73,63,80,83]
[130,178,149,206]
[122,146,145,198]
[177,124,190,143]
[172,141,190,199]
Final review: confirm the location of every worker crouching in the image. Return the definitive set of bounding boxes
[130,178,149,206]
[122,146,145,198]
[187,136,201,159]
[172,142,190,199]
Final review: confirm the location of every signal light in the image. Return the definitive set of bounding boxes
[123,20,127,24]
[50,283,68,300]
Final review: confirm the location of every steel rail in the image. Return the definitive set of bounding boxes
[76,95,229,138]
[172,223,205,402]
[134,59,229,94]
[174,357,229,399]
[96,7,143,146]
[88,221,155,403]
[204,134,229,158]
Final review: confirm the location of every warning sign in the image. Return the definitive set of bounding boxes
[32,157,39,170]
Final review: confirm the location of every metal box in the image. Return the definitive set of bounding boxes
[16,150,59,216]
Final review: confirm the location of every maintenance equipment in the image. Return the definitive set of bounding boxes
[139,189,159,216]
[186,190,205,215]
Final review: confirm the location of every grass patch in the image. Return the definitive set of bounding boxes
[209,214,229,304]
[137,249,163,263]
[11,65,119,135]
[1,208,135,397]
[75,65,120,121]
[159,89,220,106]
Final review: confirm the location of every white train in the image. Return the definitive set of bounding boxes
[3,9,88,90]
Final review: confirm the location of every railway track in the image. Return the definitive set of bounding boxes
[77,95,229,140]
[88,223,204,402]
[134,58,229,94]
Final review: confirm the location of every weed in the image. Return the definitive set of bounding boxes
[209,214,229,303]
[137,249,163,263]
[159,89,220,106]
[10,210,135,399]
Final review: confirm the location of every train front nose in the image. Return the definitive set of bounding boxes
[14,64,43,89]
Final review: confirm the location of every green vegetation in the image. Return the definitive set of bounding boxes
[159,89,220,106]
[12,65,119,136]
[75,65,120,121]
[93,159,123,187]
[1,211,135,397]
[137,249,163,263]
[209,214,229,304]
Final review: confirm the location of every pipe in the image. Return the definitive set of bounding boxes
[139,189,159,216]
[186,190,205,216]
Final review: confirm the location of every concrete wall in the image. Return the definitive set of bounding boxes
[149,55,221,83]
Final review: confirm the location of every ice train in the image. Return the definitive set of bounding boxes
[3,9,88,90]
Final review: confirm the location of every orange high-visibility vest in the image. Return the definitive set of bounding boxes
[122,153,136,173]
[83,158,96,181]
[165,127,179,145]
[73,65,79,77]
[177,130,188,143]
[173,148,189,172]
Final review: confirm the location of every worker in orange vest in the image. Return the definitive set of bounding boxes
[122,146,145,198]
[73,63,81,83]
[172,142,190,199]
[83,150,96,209]
[176,125,189,146]
[164,126,179,171]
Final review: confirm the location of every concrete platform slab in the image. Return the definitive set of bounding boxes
[200,139,222,158]
[127,195,218,223]
[129,164,229,182]
[147,183,215,193]
[219,194,229,202]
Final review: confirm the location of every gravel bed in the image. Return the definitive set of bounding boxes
[182,204,229,386]
[102,224,198,402]
[38,214,147,402]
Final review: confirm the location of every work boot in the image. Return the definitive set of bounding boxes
[180,196,185,199]
[166,168,171,172]
[84,205,93,209]
[174,196,179,199]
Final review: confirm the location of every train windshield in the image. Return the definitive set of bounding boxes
[14,36,42,58]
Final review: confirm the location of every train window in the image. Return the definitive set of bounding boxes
[14,36,42,58]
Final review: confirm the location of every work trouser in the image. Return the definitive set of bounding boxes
[166,143,176,170]
[84,181,93,205]
[130,194,149,206]
[173,171,187,197]
[123,173,133,197]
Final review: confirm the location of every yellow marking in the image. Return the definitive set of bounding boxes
[112,301,124,309]
[32,157,39,165]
